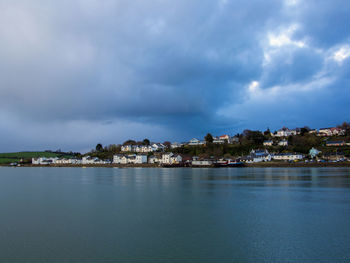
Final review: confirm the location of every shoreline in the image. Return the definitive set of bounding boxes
[1,162,350,168]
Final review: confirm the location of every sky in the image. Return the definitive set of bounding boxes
[1,0,350,152]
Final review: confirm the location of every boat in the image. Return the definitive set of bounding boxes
[227,161,244,167]
[214,159,245,167]
[213,159,228,167]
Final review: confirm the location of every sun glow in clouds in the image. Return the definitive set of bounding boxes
[268,25,305,48]
[248,81,260,94]
[333,46,350,63]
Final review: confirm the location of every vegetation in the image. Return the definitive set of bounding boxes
[0,151,77,164]
[205,133,213,143]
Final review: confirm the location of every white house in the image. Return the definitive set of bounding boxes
[171,142,182,149]
[161,153,182,164]
[231,136,239,143]
[317,127,345,136]
[113,154,124,164]
[274,128,297,137]
[213,137,225,144]
[278,139,288,146]
[151,143,166,152]
[263,140,273,146]
[309,129,317,134]
[170,154,182,164]
[82,156,108,164]
[161,153,173,164]
[272,153,304,161]
[188,138,205,146]
[82,156,95,164]
[148,155,161,164]
[32,157,58,165]
[121,145,135,152]
[219,134,230,142]
[135,155,148,164]
[245,149,272,163]
[309,147,321,158]
[192,159,213,166]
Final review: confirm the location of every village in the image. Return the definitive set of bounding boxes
[29,124,350,167]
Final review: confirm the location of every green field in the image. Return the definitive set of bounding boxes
[0,158,20,164]
[0,152,74,164]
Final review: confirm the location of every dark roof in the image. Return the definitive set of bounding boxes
[326,141,345,144]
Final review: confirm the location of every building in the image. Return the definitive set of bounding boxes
[219,134,230,142]
[121,145,135,152]
[274,128,296,137]
[113,154,124,164]
[213,137,225,144]
[121,143,165,153]
[148,155,161,164]
[135,155,148,164]
[243,149,271,163]
[192,158,213,166]
[309,147,321,158]
[82,156,95,164]
[114,154,148,164]
[82,156,109,164]
[322,152,345,162]
[326,141,345,147]
[32,157,58,165]
[170,154,183,164]
[151,143,166,151]
[161,153,182,164]
[278,139,288,146]
[161,153,173,164]
[308,129,318,134]
[318,127,345,136]
[188,138,205,146]
[231,136,239,143]
[263,140,273,146]
[272,153,304,161]
[54,158,82,165]
[171,142,182,149]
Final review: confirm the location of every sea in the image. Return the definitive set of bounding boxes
[0,167,349,262]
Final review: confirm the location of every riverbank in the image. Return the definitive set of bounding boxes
[1,161,350,168]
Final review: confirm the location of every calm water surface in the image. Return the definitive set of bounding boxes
[0,167,350,262]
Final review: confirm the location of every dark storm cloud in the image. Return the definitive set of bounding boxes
[0,0,349,151]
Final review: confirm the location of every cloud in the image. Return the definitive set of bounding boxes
[0,0,349,152]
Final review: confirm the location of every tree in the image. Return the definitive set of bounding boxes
[300,127,309,136]
[205,133,213,143]
[340,122,350,136]
[244,130,265,145]
[264,128,271,136]
[142,138,150,145]
[163,141,171,149]
[123,140,136,145]
[95,143,103,152]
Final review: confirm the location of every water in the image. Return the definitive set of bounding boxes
[0,167,350,263]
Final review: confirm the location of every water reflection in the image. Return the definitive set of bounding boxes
[0,167,350,263]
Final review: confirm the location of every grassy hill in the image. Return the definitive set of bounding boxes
[0,152,75,164]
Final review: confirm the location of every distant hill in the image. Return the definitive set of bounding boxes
[0,152,75,164]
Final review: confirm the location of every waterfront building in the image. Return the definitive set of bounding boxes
[135,155,148,164]
[32,157,58,165]
[243,149,271,163]
[192,159,213,166]
[148,155,161,164]
[309,147,321,158]
[272,153,304,161]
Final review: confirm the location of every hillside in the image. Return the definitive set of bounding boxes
[0,152,75,164]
